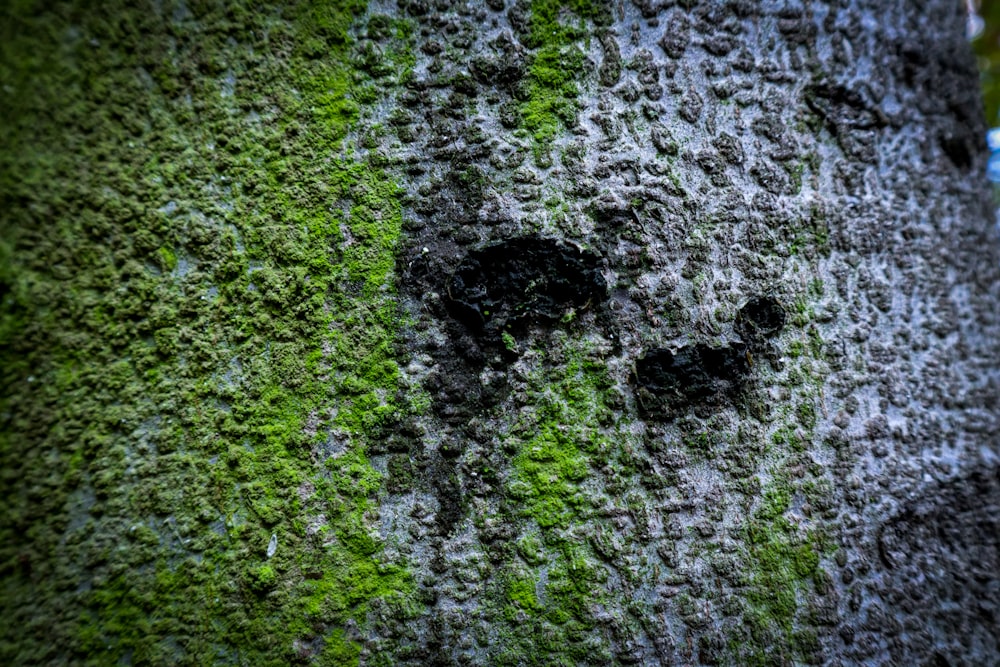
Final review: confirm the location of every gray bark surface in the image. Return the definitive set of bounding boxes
[382,1,1000,664]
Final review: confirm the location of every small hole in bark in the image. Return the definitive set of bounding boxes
[447,234,606,336]
[940,131,973,170]
[634,342,749,417]
[736,296,786,339]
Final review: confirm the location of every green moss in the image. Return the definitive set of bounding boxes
[789,204,831,256]
[507,347,611,530]
[0,1,415,664]
[682,429,714,458]
[783,160,804,194]
[771,425,803,452]
[796,402,817,431]
[505,570,541,613]
[492,546,607,666]
[509,423,589,529]
[501,330,518,352]
[157,246,179,272]
[516,531,548,566]
[488,340,615,663]
[247,564,278,592]
[735,478,830,665]
[520,0,607,162]
[806,325,825,360]
[738,291,832,662]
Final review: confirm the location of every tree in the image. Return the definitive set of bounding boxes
[1,0,998,665]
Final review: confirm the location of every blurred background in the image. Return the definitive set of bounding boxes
[968,0,1000,191]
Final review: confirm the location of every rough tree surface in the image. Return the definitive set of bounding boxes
[2,0,999,665]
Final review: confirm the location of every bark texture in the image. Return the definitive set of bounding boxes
[1,1,999,665]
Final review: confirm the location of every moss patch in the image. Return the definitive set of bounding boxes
[0,1,415,664]
[734,481,830,666]
[489,339,615,664]
[520,0,608,161]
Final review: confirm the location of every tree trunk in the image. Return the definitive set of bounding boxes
[2,0,999,665]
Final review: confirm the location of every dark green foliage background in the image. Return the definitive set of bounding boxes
[975,2,1000,126]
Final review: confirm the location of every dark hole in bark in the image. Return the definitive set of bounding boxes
[736,295,786,340]
[939,131,973,170]
[634,342,749,417]
[446,234,606,337]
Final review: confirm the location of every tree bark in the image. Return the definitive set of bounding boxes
[1,1,999,665]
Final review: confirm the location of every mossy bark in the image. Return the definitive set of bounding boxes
[2,1,999,665]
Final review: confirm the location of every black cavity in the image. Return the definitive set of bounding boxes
[736,295,786,340]
[634,342,749,415]
[447,234,606,336]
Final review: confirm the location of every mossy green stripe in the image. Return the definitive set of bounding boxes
[0,1,414,664]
